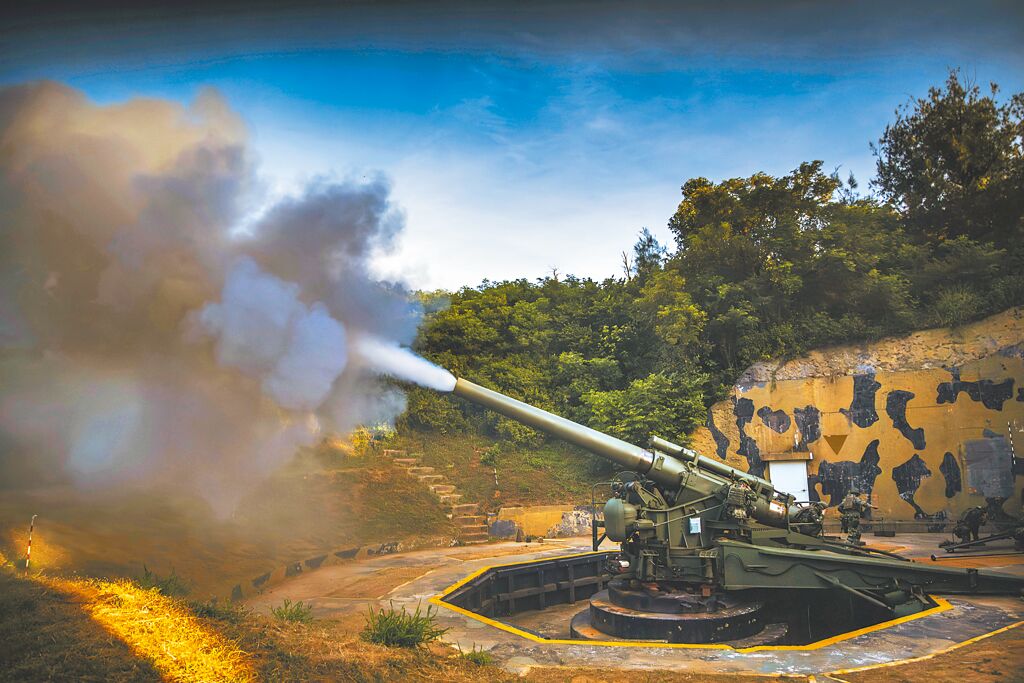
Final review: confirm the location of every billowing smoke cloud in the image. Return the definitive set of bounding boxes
[191,258,349,411]
[0,81,446,512]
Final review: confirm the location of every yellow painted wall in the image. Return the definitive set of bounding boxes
[689,308,1024,521]
[495,505,577,537]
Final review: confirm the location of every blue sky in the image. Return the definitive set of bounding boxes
[3,1,1022,290]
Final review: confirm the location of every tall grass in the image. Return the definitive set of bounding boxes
[361,602,449,647]
[270,599,313,624]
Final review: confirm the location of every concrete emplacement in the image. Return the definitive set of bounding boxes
[431,551,956,651]
[244,533,1024,676]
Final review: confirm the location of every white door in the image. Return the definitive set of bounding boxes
[768,460,810,502]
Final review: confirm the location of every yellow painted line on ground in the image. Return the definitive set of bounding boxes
[738,598,952,653]
[826,619,1024,676]
[429,551,956,653]
[523,663,813,679]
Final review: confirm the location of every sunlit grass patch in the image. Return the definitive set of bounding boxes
[40,575,255,682]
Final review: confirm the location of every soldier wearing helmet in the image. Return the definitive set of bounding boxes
[838,486,876,544]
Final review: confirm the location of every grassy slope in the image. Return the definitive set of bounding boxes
[2,524,1020,683]
[393,431,614,513]
[4,560,1017,683]
[0,446,455,597]
[0,560,517,683]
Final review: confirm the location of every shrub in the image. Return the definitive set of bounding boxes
[479,445,500,467]
[349,427,374,455]
[361,602,449,647]
[400,388,468,434]
[271,599,313,624]
[495,417,544,448]
[931,285,984,327]
[582,371,706,446]
[137,565,190,597]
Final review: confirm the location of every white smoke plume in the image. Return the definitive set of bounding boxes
[0,81,448,512]
[352,336,457,392]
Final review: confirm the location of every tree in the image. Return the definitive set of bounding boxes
[632,228,667,284]
[582,372,706,446]
[401,71,1024,456]
[872,69,1024,246]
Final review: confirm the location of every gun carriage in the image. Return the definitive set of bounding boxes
[449,377,1024,645]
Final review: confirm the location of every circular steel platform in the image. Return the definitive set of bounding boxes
[571,588,771,643]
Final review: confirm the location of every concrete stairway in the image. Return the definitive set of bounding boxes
[383,449,489,544]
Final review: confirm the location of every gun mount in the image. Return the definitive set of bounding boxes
[450,377,1024,645]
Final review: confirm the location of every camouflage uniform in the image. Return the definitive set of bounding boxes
[961,506,987,542]
[839,491,868,544]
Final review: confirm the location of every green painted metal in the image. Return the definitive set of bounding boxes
[449,376,1024,604]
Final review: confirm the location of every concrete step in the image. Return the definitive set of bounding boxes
[454,515,485,525]
[460,525,489,535]
[438,493,463,505]
[382,449,407,457]
[459,531,489,543]
[406,466,435,475]
[417,474,445,484]
[455,518,486,529]
[393,458,419,466]
[429,484,457,495]
[451,503,479,515]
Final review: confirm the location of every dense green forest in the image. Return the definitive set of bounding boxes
[399,71,1024,450]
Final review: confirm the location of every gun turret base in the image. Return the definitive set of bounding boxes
[569,580,775,644]
[570,587,788,645]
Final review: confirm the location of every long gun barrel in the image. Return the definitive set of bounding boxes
[453,378,772,494]
[454,378,659,475]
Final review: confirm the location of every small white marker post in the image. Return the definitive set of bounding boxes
[25,514,37,572]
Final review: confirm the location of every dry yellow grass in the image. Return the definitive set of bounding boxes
[39,575,255,682]
[3,557,1021,682]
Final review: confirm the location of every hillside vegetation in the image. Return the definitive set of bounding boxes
[400,71,1024,459]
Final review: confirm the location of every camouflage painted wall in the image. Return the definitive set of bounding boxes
[689,308,1024,522]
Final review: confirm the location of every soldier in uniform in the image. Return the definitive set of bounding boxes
[839,487,876,544]
[957,505,988,543]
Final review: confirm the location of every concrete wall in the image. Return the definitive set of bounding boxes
[689,308,1024,522]
[489,505,594,539]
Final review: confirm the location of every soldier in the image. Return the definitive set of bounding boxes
[839,488,876,544]
[960,505,988,543]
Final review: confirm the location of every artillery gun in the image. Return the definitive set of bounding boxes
[449,377,1024,645]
